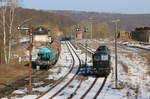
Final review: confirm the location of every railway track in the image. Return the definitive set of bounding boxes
[78,43,95,54]
[0,68,54,98]
[36,41,82,99]
[80,78,98,99]
[66,79,83,99]
[0,42,63,98]
[69,42,108,99]
[48,41,82,99]
[69,77,107,99]
[65,41,95,99]
[93,77,107,99]
[37,41,108,99]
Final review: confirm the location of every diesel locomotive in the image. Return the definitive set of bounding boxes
[92,46,111,77]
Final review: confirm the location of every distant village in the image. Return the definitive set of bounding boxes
[28,25,150,45]
[119,27,150,43]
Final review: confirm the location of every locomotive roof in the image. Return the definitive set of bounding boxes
[94,46,110,54]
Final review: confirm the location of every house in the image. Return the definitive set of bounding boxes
[132,27,150,43]
[32,26,52,47]
[33,26,51,42]
[118,30,132,40]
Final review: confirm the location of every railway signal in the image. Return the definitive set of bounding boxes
[17,25,33,94]
[75,27,81,34]
[112,19,120,88]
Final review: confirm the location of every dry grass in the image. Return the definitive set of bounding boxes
[127,53,133,59]
[0,63,28,83]
[139,51,150,76]
[0,48,29,83]
[119,61,128,73]
[145,55,150,76]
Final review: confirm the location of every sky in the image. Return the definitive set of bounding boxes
[22,0,150,14]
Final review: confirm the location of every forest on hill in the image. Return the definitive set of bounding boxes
[51,10,150,31]
[15,8,76,35]
[1,7,150,64]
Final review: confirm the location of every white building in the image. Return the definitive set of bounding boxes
[33,26,51,43]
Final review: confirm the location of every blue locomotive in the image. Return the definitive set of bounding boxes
[92,46,111,77]
[35,47,59,69]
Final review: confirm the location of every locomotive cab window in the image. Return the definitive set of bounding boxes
[101,55,108,61]
[94,55,109,61]
[94,55,101,61]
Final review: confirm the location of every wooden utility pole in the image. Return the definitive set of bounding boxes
[28,26,33,94]
[89,17,93,39]
[112,19,120,88]
[17,25,33,94]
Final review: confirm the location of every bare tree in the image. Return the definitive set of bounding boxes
[0,0,19,64]
[8,0,18,63]
[0,0,7,63]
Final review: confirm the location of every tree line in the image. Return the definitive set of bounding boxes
[0,0,19,64]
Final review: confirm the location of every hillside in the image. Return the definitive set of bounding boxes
[14,8,76,33]
[50,10,150,31]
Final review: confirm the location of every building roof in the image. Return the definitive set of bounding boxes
[33,26,49,35]
[94,46,110,54]
[136,27,150,31]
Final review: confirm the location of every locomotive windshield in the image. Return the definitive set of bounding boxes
[94,54,109,61]
[101,55,108,61]
[94,56,100,61]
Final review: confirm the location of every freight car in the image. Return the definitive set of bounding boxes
[92,46,111,77]
[59,35,75,41]
[34,40,60,69]
[35,47,59,69]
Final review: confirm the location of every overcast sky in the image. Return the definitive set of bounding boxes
[22,0,150,14]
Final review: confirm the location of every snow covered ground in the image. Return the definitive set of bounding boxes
[2,39,150,99]
[120,40,150,50]
[92,39,150,99]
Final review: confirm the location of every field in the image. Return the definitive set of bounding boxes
[0,63,28,83]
